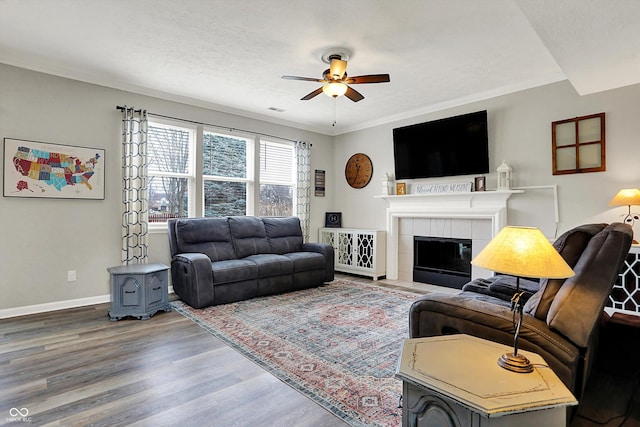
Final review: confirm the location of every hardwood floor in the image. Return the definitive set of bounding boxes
[0,303,348,427]
[3,275,639,426]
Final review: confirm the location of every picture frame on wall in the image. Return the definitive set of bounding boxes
[3,138,105,200]
[325,212,342,228]
[474,176,486,192]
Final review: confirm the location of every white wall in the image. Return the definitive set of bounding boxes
[332,80,640,238]
[0,64,334,313]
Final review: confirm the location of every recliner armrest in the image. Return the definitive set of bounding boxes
[171,253,214,309]
[409,292,580,391]
[301,243,334,282]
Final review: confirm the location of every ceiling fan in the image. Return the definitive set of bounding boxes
[281,49,390,102]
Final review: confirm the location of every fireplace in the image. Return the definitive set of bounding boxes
[377,190,520,281]
[413,236,472,289]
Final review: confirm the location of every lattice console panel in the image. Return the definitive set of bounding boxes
[607,251,640,314]
[319,228,386,280]
[357,233,375,269]
[337,231,354,266]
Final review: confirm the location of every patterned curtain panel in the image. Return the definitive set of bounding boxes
[121,107,149,265]
[295,141,312,242]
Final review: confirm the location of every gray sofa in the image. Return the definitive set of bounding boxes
[409,222,632,403]
[168,216,334,309]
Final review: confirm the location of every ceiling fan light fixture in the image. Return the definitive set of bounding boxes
[322,82,348,98]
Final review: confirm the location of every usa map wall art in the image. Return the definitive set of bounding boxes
[3,138,105,200]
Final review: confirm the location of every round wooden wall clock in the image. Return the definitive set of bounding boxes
[345,153,373,189]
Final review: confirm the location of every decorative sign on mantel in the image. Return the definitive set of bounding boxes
[414,182,473,194]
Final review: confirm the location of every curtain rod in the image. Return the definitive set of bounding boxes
[116,105,306,144]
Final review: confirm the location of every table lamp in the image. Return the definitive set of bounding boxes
[471,226,575,373]
[609,189,640,242]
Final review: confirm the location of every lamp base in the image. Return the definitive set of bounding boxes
[498,352,534,373]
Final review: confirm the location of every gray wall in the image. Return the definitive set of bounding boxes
[332,80,640,238]
[0,64,334,314]
[3,62,640,315]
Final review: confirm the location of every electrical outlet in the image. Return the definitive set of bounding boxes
[67,270,76,282]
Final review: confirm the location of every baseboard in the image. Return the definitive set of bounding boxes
[0,287,175,319]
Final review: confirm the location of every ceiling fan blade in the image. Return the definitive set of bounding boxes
[329,58,348,80]
[346,74,391,84]
[300,87,324,100]
[344,86,364,102]
[281,75,324,82]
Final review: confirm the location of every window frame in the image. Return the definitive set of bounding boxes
[147,119,296,230]
[147,120,196,228]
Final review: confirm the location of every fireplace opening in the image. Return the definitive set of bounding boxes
[413,236,472,289]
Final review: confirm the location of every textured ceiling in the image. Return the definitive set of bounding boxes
[1,0,639,135]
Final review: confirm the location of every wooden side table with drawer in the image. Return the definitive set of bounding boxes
[108,263,172,321]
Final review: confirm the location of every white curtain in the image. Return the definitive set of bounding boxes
[121,107,149,265]
[295,141,312,242]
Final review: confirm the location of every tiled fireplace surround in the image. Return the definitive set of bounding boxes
[378,191,521,282]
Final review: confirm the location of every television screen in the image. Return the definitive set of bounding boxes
[393,110,489,179]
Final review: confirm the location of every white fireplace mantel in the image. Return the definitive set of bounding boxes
[375,190,523,280]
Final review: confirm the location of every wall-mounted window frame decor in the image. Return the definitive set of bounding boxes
[552,112,605,175]
[3,138,105,199]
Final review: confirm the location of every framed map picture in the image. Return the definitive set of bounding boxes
[3,138,105,200]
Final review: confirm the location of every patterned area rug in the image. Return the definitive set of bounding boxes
[171,279,422,427]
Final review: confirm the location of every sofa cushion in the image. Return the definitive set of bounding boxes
[211,258,259,285]
[175,217,236,262]
[524,223,607,320]
[245,254,294,277]
[282,251,325,272]
[262,216,304,254]
[228,216,272,258]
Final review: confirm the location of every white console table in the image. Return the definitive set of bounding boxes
[319,228,386,280]
[396,335,577,427]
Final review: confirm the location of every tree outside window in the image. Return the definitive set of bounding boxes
[147,124,192,223]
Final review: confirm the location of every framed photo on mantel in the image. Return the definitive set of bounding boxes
[474,176,486,192]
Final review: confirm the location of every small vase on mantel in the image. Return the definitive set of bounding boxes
[497,161,512,190]
[381,172,394,195]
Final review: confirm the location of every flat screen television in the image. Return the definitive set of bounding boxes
[393,110,489,179]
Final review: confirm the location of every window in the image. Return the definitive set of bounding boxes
[259,140,294,216]
[147,123,194,223]
[203,131,252,217]
[147,121,295,223]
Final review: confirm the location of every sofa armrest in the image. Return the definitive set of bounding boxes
[409,292,580,391]
[171,253,214,309]
[301,242,334,282]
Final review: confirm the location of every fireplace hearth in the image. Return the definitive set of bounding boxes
[413,236,472,289]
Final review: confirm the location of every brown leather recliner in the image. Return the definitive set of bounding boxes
[409,222,632,402]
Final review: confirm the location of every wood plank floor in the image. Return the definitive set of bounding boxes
[2,274,639,426]
[0,303,349,427]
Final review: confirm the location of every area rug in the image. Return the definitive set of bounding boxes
[171,279,423,427]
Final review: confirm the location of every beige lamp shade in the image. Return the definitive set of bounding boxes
[471,226,574,279]
[609,188,640,207]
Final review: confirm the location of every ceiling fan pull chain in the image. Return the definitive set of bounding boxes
[332,98,337,127]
